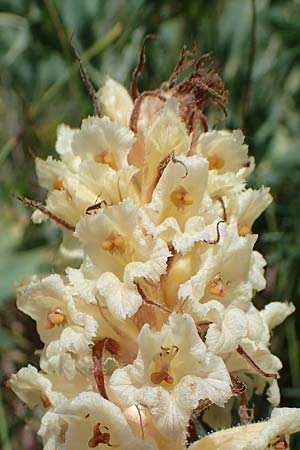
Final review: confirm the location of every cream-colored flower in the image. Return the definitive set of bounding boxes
[143,99,192,200]
[178,222,257,311]
[145,154,208,231]
[193,129,255,198]
[189,407,300,450]
[38,411,67,450]
[55,392,154,450]
[109,313,231,439]
[72,116,134,171]
[97,76,133,127]
[204,306,248,354]
[35,156,71,192]
[17,274,98,380]
[9,365,64,408]
[261,301,295,331]
[33,114,138,229]
[225,187,272,236]
[17,274,97,344]
[44,157,137,228]
[76,198,170,319]
[196,130,249,174]
[39,324,94,380]
[36,123,80,185]
[17,274,75,343]
[225,338,282,377]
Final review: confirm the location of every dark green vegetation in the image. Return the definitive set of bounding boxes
[0,0,299,449]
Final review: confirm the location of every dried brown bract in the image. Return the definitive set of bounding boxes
[130,43,227,137]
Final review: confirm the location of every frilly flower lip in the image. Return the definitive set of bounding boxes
[109,313,232,439]
[75,198,171,320]
[17,274,97,344]
[17,274,99,381]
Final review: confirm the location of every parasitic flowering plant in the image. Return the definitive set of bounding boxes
[9,40,300,450]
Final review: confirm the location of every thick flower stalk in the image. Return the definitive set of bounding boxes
[9,47,300,449]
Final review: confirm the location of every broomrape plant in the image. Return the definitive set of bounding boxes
[8,44,300,449]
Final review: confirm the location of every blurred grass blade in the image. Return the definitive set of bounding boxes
[0,389,12,450]
[0,134,21,167]
[285,316,300,388]
[29,21,123,118]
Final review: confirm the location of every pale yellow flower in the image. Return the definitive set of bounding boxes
[110,313,231,438]
[189,408,300,450]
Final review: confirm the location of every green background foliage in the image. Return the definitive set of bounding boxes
[0,0,299,448]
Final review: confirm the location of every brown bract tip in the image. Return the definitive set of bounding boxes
[163,51,228,134]
[13,194,75,232]
[130,34,157,101]
[129,41,227,136]
[71,35,102,118]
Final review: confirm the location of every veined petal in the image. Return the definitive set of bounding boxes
[139,385,192,438]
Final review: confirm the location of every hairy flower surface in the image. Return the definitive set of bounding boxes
[189,408,300,450]
[10,47,300,450]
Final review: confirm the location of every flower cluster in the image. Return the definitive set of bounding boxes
[9,51,300,449]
